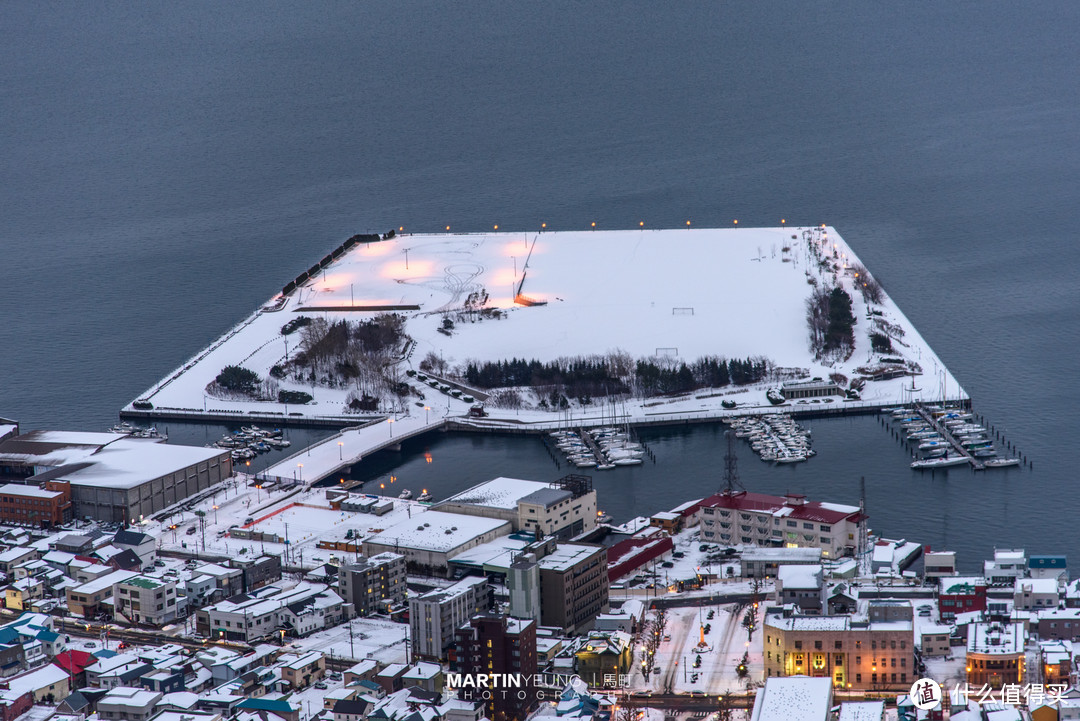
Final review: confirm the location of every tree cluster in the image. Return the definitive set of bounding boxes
[806,286,856,360]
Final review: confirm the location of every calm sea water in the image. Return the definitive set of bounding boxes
[2,2,1079,570]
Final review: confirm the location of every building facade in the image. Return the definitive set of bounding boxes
[337,553,406,616]
[966,622,1024,688]
[538,544,609,635]
[697,490,866,559]
[763,606,914,692]
[0,482,72,528]
[410,576,489,660]
[451,615,537,721]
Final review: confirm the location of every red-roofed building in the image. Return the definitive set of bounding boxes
[696,490,866,559]
[52,649,95,688]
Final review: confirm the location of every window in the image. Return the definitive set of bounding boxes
[856,656,861,665]
[890,640,896,649]
[856,673,862,683]
[814,640,822,650]
[834,640,842,650]
[794,641,802,650]
[834,654,843,665]
[820,525,830,532]
[803,522,814,530]
[787,521,797,528]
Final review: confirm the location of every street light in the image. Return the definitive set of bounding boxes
[424,406,430,424]
[338,442,344,461]
[388,418,395,438]
[297,463,303,483]
[212,505,219,524]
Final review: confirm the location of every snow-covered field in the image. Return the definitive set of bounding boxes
[126,227,966,438]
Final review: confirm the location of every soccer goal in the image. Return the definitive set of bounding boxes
[655,347,679,357]
[672,307,695,315]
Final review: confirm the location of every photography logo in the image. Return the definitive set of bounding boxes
[911,678,942,710]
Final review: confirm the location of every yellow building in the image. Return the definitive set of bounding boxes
[965,622,1024,688]
[763,609,913,692]
[575,631,632,688]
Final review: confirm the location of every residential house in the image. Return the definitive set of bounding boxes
[97,687,162,721]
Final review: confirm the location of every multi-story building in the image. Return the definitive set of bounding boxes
[231,555,282,592]
[966,622,1024,688]
[451,614,537,721]
[0,482,72,528]
[506,553,540,623]
[197,582,340,642]
[1014,577,1060,611]
[410,576,489,660]
[66,569,139,618]
[361,511,511,577]
[434,475,597,540]
[538,543,608,634]
[697,490,866,559]
[923,551,957,579]
[938,576,987,621]
[1036,608,1080,641]
[776,565,825,614]
[337,553,406,616]
[984,549,1027,586]
[763,603,914,691]
[114,575,179,626]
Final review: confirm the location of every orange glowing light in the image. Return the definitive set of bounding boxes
[733,219,738,225]
[639,221,644,227]
[445,225,450,231]
[494,225,499,230]
[541,222,546,229]
[424,452,433,464]
[686,220,691,227]
[380,483,385,489]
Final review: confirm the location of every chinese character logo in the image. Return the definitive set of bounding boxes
[911,678,942,710]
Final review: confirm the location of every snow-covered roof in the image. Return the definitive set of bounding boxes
[750,676,832,721]
[1014,577,1059,595]
[364,510,510,553]
[777,564,822,590]
[0,432,227,490]
[836,701,885,721]
[440,477,553,510]
[0,484,62,500]
[967,622,1024,655]
[71,569,138,595]
[5,663,70,695]
[537,543,604,572]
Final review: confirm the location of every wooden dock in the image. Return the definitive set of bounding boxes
[913,404,984,470]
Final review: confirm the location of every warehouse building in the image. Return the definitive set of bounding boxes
[0,431,231,523]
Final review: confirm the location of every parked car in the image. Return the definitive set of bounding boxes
[186,526,197,535]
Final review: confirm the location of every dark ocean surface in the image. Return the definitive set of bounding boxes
[2,2,1078,569]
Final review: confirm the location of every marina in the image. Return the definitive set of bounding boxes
[885,404,1024,472]
[724,414,814,463]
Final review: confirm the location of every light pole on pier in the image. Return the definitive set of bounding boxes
[338,442,344,461]
[388,418,395,438]
[297,463,303,484]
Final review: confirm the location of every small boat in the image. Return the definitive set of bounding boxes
[597,512,613,524]
[984,458,1021,468]
[574,460,598,468]
[776,455,807,464]
[613,457,644,466]
[973,448,997,458]
[911,456,969,470]
[924,448,947,458]
[398,489,413,500]
[596,463,616,470]
[417,491,433,502]
[918,441,949,450]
